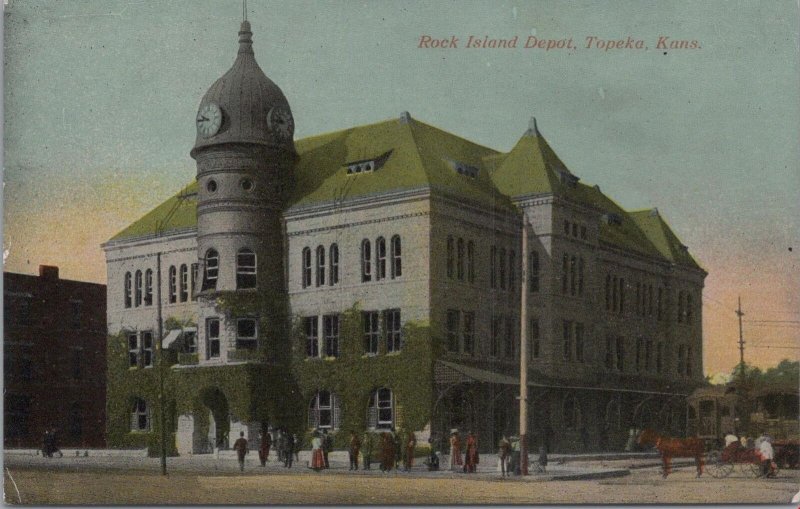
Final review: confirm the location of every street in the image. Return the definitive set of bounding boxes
[4,454,798,505]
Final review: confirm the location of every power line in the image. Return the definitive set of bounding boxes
[744,320,800,324]
[749,345,800,350]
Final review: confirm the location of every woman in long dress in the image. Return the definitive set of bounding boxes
[449,431,463,471]
[380,432,395,472]
[464,432,479,473]
[310,432,325,471]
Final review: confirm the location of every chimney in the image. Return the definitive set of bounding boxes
[39,265,59,280]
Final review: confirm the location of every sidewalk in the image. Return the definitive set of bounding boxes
[4,448,639,481]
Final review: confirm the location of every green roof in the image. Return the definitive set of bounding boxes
[109,182,198,242]
[289,117,512,210]
[107,117,701,270]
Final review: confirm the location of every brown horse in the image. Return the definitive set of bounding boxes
[637,429,705,478]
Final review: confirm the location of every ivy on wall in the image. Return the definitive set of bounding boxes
[107,302,437,453]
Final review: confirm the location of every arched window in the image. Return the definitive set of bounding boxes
[124,272,132,308]
[361,240,372,282]
[375,237,386,280]
[447,236,455,279]
[562,394,581,429]
[456,238,465,281]
[367,388,394,429]
[179,264,189,301]
[467,241,475,283]
[308,391,340,430]
[529,251,539,293]
[134,270,143,307]
[315,246,325,287]
[302,247,312,288]
[144,269,153,306]
[237,249,258,289]
[569,256,577,296]
[686,293,693,323]
[390,236,401,279]
[168,266,177,303]
[131,398,150,431]
[203,249,218,291]
[499,248,507,290]
[329,244,339,285]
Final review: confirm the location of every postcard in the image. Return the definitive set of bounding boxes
[3,0,798,504]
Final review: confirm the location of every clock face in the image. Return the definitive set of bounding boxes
[267,106,294,140]
[196,103,223,138]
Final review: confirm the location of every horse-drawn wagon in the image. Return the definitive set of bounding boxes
[706,442,770,478]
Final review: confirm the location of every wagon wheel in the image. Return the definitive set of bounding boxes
[707,451,733,478]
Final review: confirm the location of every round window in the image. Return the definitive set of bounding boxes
[206,180,218,193]
[241,179,254,191]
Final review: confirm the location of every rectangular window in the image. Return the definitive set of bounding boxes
[323,314,340,358]
[447,237,455,279]
[456,239,465,281]
[615,336,625,371]
[569,256,576,296]
[142,331,153,367]
[237,252,257,289]
[499,249,507,290]
[504,315,515,359]
[305,316,319,358]
[656,342,663,373]
[491,315,502,357]
[183,331,197,354]
[645,339,653,371]
[207,318,220,359]
[529,318,540,360]
[490,246,497,289]
[467,241,475,284]
[70,301,82,329]
[562,320,572,361]
[128,333,139,368]
[562,254,569,294]
[169,267,177,304]
[509,250,516,293]
[71,349,82,380]
[529,251,539,293]
[635,338,643,372]
[686,345,693,376]
[363,311,379,355]
[463,312,475,356]
[236,318,258,350]
[385,309,402,353]
[446,310,460,352]
[575,322,584,362]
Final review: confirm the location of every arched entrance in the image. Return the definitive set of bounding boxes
[194,387,230,452]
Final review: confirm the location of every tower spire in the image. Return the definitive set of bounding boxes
[238,7,253,55]
[243,0,247,22]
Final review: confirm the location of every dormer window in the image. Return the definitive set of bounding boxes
[603,213,623,226]
[345,150,393,175]
[558,170,580,188]
[447,159,479,179]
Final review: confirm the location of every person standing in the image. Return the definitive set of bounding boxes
[392,428,402,470]
[404,431,417,471]
[510,435,521,475]
[293,433,301,463]
[233,431,249,472]
[322,430,332,469]
[464,431,479,473]
[285,431,295,468]
[310,432,325,471]
[498,435,511,477]
[758,434,776,478]
[449,430,463,471]
[348,431,361,471]
[380,432,395,472]
[538,444,548,473]
[273,428,284,465]
[361,431,373,470]
[259,429,272,466]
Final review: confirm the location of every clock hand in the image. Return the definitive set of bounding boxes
[197,115,209,122]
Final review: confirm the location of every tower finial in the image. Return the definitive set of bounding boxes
[238,13,253,55]
[524,116,540,137]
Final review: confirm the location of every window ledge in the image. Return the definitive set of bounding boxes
[386,351,402,356]
[323,356,338,362]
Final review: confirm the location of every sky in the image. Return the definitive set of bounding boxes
[3,0,799,376]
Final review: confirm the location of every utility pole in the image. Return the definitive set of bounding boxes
[736,296,745,379]
[519,222,529,475]
[157,252,167,476]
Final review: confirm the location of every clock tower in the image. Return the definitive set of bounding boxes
[190,17,296,373]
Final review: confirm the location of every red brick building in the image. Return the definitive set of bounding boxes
[4,265,107,448]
